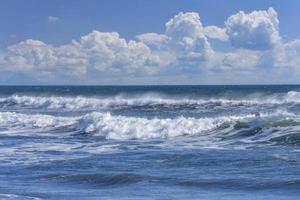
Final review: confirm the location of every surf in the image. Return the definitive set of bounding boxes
[1,91,300,111]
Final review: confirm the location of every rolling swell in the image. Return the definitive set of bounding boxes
[1,86,300,199]
[42,173,146,186]
[1,89,300,146]
[1,91,300,111]
[0,110,300,146]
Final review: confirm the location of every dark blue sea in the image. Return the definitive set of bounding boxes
[0,85,300,199]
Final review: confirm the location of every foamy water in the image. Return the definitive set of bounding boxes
[0,86,300,199]
[1,90,300,111]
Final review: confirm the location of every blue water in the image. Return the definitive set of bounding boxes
[0,85,300,199]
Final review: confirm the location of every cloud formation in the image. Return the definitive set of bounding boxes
[165,12,213,66]
[0,7,300,84]
[204,26,228,41]
[225,7,280,50]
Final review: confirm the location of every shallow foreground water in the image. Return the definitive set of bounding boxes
[0,85,300,199]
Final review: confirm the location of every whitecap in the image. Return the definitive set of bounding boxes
[1,91,300,111]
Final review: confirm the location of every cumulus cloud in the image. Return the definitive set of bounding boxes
[1,8,300,84]
[138,12,215,70]
[0,31,164,80]
[1,39,86,79]
[3,39,56,71]
[136,33,169,51]
[221,50,261,70]
[72,31,162,74]
[204,26,228,41]
[269,39,300,69]
[138,12,215,68]
[225,7,280,50]
[1,12,214,81]
[165,12,213,63]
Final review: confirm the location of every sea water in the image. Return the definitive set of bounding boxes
[0,85,299,199]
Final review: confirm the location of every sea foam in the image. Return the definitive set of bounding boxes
[0,91,300,111]
[0,108,298,141]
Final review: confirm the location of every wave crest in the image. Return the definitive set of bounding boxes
[1,110,300,146]
[1,91,300,111]
[0,112,77,130]
[76,112,252,139]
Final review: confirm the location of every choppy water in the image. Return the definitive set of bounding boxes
[0,85,300,199]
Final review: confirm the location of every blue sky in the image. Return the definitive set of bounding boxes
[1,0,300,84]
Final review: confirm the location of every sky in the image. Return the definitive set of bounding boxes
[1,0,300,85]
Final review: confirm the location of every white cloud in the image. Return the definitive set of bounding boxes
[165,12,213,63]
[136,33,169,51]
[221,50,261,70]
[271,40,300,69]
[139,12,215,70]
[48,16,59,23]
[204,26,228,41]
[225,7,280,50]
[3,39,56,71]
[0,31,164,80]
[72,31,162,74]
[165,12,205,39]
[1,8,300,84]
[1,39,86,79]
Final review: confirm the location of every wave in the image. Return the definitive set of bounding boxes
[0,111,239,138]
[1,110,300,145]
[76,112,256,140]
[43,173,146,186]
[0,193,41,200]
[0,112,77,130]
[1,91,300,111]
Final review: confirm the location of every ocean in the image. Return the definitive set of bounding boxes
[0,85,299,199]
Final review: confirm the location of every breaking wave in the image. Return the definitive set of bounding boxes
[0,112,77,130]
[1,91,300,111]
[76,112,255,139]
[0,110,300,145]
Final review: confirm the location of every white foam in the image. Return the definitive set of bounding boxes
[76,112,256,140]
[1,91,300,111]
[0,111,251,139]
[0,193,41,200]
[0,109,298,140]
[1,93,205,110]
[0,112,77,130]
